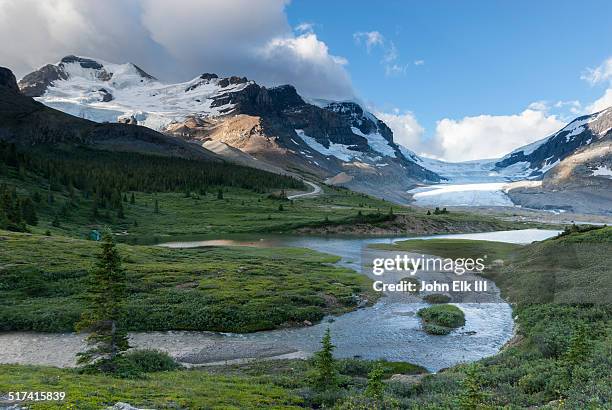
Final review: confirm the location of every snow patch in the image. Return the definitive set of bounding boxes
[408,183,514,207]
[295,129,355,162]
[351,127,396,157]
[592,166,612,178]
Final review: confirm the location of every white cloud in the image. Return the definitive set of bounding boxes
[581,57,612,85]
[432,109,564,162]
[353,31,409,77]
[378,106,564,162]
[587,89,612,113]
[413,60,425,66]
[384,64,408,76]
[295,22,314,33]
[353,31,385,52]
[256,33,352,100]
[0,0,353,100]
[582,57,612,114]
[375,110,425,151]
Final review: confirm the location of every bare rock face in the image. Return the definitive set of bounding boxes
[0,67,19,92]
[18,64,67,97]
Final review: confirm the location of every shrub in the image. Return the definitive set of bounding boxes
[423,294,451,304]
[418,304,465,330]
[124,349,180,373]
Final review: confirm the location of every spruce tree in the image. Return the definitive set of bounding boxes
[130,192,135,205]
[117,202,125,219]
[20,197,38,225]
[365,362,385,401]
[217,189,224,200]
[51,214,61,228]
[457,364,486,410]
[311,328,338,391]
[76,231,129,370]
[154,199,159,214]
[91,195,99,219]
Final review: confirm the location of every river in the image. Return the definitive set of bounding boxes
[0,229,561,372]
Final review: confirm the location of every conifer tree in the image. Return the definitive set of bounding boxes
[117,202,125,219]
[20,197,38,225]
[154,199,159,214]
[91,195,99,219]
[365,362,385,401]
[311,328,338,391]
[457,364,486,410]
[76,231,129,370]
[130,192,135,205]
[217,189,224,200]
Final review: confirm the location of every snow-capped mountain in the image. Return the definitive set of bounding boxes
[19,55,439,203]
[16,55,612,211]
[495,107,612,177]
[0,66,218,161]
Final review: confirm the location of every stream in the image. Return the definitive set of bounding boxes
[0,229,561,372]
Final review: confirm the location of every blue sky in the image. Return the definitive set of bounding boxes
[287,0,611,126]
[285,0,612,159]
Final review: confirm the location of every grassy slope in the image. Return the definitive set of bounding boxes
[1,168,533,242]
[0,231,378,333]
[0,358,428,410]
[0,364,303,409]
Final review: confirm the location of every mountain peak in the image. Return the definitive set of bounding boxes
[18,55,156,97]
[0,67,19,93]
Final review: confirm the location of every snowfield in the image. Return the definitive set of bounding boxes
[408,183,514,207]
[592,165,612,178]
[34,59,250,130]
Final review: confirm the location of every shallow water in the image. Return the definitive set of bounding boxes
[0,229,561,372]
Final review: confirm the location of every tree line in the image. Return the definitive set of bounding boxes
[0,142,304,231]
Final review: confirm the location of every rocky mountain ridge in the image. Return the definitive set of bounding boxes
[15,56,612,209]
[19,56,439,203]
[0,66,218,161]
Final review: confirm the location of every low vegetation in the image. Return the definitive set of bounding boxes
[422,293,451,304]
[0,230,378,333]
[417,304,466,335]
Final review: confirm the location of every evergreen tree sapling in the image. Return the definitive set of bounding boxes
[457,364,487,410]
[365,362,385,401]
[311,328,338,391]
[76,231,130,370]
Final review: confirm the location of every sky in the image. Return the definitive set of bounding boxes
[1,0,611,162]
